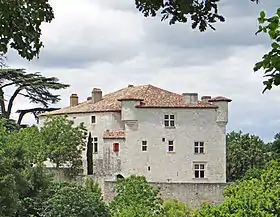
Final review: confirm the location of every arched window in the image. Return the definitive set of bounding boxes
[116,174,124,179]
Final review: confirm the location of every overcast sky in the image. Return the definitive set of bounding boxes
[5,0,280,142]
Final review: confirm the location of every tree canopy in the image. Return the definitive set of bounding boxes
[42,181,109,217]
[110,175,163,217]
[40,116,87,178]
[226,131,271,182]
[0,68,69,124]
[254,9,280,92]
[193,160,280,217]
[0,0,54,62]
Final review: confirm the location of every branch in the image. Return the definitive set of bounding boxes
[0,81,17,89]
[16,107,60,124]
[6,87,22,118]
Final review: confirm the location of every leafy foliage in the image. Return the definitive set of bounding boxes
[0,68,69,123]
[0,0,54,61]
[271,132,280,156]
[163,199,192,217]
[193,160,280,217]
[226,131,270,182]
[7,126,46,165]
[110,175,163,217]
[41,116,87,178]
[135,0,225,31]
[0,119,52,216]
[42,181,109,217]
[254,9,280,92]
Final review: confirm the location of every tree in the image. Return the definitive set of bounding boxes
[87,132,94,175]
[226,131,270,182]
[40,116,87,178]
[0,0,54,62]
[0,120,52,216]
[0,68,69,124]
[271,132,280,156]
[7,125,46,165]
[193,160,280,217]
[163,199,192,217]
[42,181,109,217]
[110,175,163,217]
[254,9,280,92]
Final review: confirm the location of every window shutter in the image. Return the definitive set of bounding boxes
[113,143,119,152]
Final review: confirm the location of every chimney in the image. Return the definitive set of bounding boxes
[87,96,92,101]
[128,84,134,88]
[201,96,211,101]
[92,88,102,103]
[70,93,78,107]
[182,93,198,104]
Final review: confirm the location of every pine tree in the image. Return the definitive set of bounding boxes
[0,68,69,124]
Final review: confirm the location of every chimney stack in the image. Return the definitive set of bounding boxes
[92,88,102,103]
[70,93,78,107]
[182,93,198,104]
[201,96,211,101]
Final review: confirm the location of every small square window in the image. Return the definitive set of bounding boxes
[142,141,147,152]
[93,137,98,153]
[194,163,206,178]
[194,141,204,154]
[91,116,96,124]
[162,138,165,142]
[164,114,175,127]
[168,140,174,152]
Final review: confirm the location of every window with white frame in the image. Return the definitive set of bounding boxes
[194,163,205,178]
[91,116,96,124]
[168,140,174,152]
[164,114,175,127]
[93,137,98,153]
[142,141,147,151]
[194,141,204,154]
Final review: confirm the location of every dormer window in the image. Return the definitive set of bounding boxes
[164,114,175,127]
[91,116,96,124]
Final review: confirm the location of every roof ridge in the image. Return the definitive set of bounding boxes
[147,84,181,96]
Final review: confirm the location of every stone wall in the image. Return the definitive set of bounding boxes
[103,181,228,207]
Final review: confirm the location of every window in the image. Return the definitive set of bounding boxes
[168,140,174,152]
[91,116,96,124]
[113,143,119,152]
[194,141,204,154]
[194,163,205,178]
[93,137,98,153]
[164,114,175,127]
[162,138,165,142]
[142,141,147,151]
[148,166,151,171]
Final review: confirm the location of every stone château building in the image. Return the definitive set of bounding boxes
[39,84,231,185]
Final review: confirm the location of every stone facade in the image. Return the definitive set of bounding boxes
[103,181,228,207]
[38,84,231,205]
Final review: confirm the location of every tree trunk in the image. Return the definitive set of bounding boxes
[0,88,6,117]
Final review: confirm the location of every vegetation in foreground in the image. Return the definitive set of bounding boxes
[0,115,280,216]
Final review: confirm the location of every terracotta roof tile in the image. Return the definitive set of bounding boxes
[209,96,232,102]
[41,84,230,116]
[103,130,125,139]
